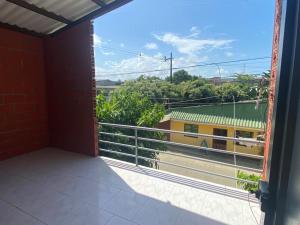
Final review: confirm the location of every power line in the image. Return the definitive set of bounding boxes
[119,73,264,81]
[219,60,271,67]
[165,96,220,104]
[167,99,268,110]
[97,56,271,77]
[99,46,167,61]
[167,102,224,109]
[173,57,270,70]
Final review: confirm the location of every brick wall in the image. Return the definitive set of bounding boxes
[0,22,98,159]
[0,28,48,160]
[263,0,281,179]
[44,21,98,156]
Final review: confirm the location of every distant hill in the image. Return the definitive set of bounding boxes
[96,79,122,86]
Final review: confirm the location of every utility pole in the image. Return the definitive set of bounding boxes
[164,52,173,83]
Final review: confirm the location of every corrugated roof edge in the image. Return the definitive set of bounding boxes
[0,0,133,37]
[169,111,266,129]
[165,100,267,130]
[50,0,133,36]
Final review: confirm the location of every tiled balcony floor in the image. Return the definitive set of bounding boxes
[0,148,261,225]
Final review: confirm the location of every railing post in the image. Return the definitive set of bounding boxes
[135,128,138,166]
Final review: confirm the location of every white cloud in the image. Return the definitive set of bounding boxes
[154,32,233,56]
[120,43,125,48]
[95,53,209,80]
[93,34,102,48]
[101,51,115,56]
[94,29,237,80]
[225,52,233,57]
[93,34,115,55]
[189,26,200,37]
[145,42,158,50]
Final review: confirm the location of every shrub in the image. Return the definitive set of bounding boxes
[237,170,261,192]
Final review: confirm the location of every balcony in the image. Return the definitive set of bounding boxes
[99,122,264,188]
[0,148,261,225]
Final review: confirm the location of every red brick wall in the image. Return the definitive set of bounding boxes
[0,28,49,160]
[263,0,281,179]
[44,21,98,156]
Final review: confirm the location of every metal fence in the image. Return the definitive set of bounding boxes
[98,122,265,185]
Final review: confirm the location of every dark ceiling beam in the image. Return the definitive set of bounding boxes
[6,0,72,24]
[0,21,44,37]
[51,0,132,36]
[91,0,106,7]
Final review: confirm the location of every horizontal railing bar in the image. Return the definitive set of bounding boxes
[137,156,258,185]
[99,140,262,171]
[137,136,264,159]
[99,135,263,159]
[99,131,136,139]
[99,122,265,145]
[100,148,136,158]
[100,140,135,149]
[138,156,258,184]
[137,146,262,173]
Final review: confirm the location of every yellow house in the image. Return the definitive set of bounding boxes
[165,101,267,156]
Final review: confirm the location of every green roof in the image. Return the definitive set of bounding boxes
[168,101,267,129]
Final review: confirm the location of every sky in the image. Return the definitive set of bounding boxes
[93,0,275,81]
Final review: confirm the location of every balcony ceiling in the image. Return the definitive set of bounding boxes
[0,0,131,36]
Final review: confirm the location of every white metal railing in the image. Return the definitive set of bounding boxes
[98,122,265,185]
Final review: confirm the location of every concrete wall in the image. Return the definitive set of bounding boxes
[170,120,263,155]
[44,21,98,156]
[0,28,49,160]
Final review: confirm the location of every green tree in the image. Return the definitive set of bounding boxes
[96,89,166,167]
[166,70,198,84]
[251,71,270,99]
[216,83,247,102]
[110,72,268,107]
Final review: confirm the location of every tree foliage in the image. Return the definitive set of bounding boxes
[117,70,268,107]
[166,69,198,84]
[237,170,261,192]
[96,89,166,167]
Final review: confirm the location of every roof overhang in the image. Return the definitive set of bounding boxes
[0,0,132,37]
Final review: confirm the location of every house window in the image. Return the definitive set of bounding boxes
[212,128,227,150]
[184,124,198,133]
[235,130,254,146]
[236,130,254,138]
[184,124,198,137]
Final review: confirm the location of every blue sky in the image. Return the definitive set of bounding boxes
[94,0,275,81]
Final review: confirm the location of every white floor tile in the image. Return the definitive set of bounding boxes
[131,198,181,225]
[66,204,113,225]
[0,148,261,225]
[30,195,82,225]
[104,190,149,220]
[0,200,43,225]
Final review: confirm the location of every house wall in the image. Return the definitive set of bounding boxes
[170,120,264,155]
[44,21,98,156]
[156,120,170,140]
[0,28,49,160]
